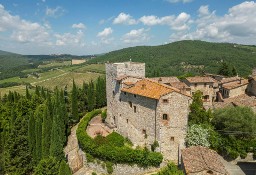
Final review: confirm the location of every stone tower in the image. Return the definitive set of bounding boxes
[105,62,145,127]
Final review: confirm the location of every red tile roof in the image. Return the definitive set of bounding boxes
[121,79,190,99]
[220,76,241,84]
[182,146,229,175]
[149,77,180,84]
[222,79,248,90]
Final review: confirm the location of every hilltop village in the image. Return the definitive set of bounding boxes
[105,61,256,174]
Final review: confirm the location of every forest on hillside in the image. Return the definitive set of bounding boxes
[0,76,106,174]
[88,40,256,77]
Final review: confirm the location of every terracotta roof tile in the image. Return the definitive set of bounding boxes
[149,77,180,84]
[168,82,190,89]
[222,79,248,90]
[121,79,190,99]
[186,76,216,83]
[220,77,241,84]
[123,82,135,85]
[182,146,229,175]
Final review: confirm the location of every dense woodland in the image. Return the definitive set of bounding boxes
[0,76,106,174]
[88,40,256,77]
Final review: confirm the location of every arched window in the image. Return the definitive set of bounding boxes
[163,114,168,120]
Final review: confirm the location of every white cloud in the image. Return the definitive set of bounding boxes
[0,4,50,43]
[72,23,86,29]
[139,15,174,26]
[122,28,150,44]
[97,27,113,38]
[46,6,65,18]
[55,30,85,46]
[166,0,193,3]
[170,1,256,44]
[113,13,137,25]
[140,12,191,31]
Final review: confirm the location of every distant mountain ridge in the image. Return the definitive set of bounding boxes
[88,40,256,77]
[0,50,19,55]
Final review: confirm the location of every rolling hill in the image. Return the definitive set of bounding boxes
[88,40,256,77]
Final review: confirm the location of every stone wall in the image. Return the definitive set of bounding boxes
[83,153,161,175]
[183,80,215,107]
[117,91,157,147]
[224,84,248,98]
[157,92,191,163]
[248,79,256,96]
[105,62,145,128]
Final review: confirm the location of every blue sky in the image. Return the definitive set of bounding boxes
[0,0,255,55]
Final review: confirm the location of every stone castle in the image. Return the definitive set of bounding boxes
[105,62,192,163]
[105,61,256,164]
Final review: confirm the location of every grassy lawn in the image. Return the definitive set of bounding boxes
[21,68,41,73]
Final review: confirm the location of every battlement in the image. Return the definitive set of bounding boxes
[106,62,145,79]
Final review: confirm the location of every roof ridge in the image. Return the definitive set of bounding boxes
[145,78,179,91]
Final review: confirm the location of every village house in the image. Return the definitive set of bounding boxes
[105,62,192,163]
[181,146,229,175]
[182,76,218,107]
[218,77,249,99]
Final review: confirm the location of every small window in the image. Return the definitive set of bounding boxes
[163,99,168,103]
[126,119,128,123]
[128,101,132,108]
[163,114,168,120]
[124,92,127,95]
[170,137,174,141]
[142,129,146,134]
[112,91,115,97]
[204,83,207,87]
[207,170,213,174]
[134,106,137,113]
[134,94,136,98]
[195,83,197,87]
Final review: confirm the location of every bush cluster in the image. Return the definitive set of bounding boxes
[77,110,163,167]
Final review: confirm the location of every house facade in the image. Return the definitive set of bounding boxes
[106,62,192,163]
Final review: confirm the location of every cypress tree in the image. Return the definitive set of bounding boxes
[58,160,72,175]
[42,104,52,158]
[50,89,64,160]
[28,112,37,163]
[71,80,79,121]
[88,80,95,111]
[26,86,31,99]
[35,105,43,163]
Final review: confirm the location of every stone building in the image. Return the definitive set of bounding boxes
[248,76,256,96]
[182,76,218,107]
[181,146,229,175]
[106,62,192,163]
[219,77,248,99]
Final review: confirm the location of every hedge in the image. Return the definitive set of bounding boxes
[77,110,163,167]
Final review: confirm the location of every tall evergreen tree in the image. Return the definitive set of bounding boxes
[231,66,237,76]
[35,105,43,163]
[5,115,32,174]
[58,160,72,175]
[28,112,37,163]
[42,104,52,158]
[218,62,230,76]
[88,80,95,111]
[26,86,31,99]
[71,80,79,121]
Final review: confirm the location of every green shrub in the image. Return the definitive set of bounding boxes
[92,172,97,175]
[151,141,159,152]
[124,137,133,146]
[106,132,125,147]
[86,153,95,163]
[153,162,183,175]
[106,161,114,174]
[77,110,163,167]
[101,109,107,122]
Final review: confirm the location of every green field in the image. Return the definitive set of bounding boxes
[38,61,71,68]
[0,63,105,95]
